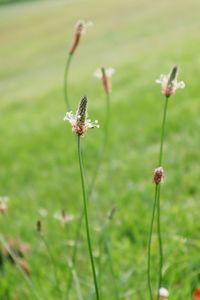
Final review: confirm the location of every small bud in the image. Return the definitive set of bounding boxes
[153,167,164,184]
[36,220,42,233]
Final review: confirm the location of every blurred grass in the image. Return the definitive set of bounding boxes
[0,0,200,299]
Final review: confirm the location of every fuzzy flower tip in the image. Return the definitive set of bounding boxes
[156,65,185,97]
[94,67,115,93]
[64,96,99,136]
[159,287,169,299]
[69,20,93,55]
[153,167,164,184]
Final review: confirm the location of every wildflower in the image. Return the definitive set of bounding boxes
[0,197,8,215]
[94,67,115,93]
[159,287,169,300]
[194,288,200,300]
[69,20,93,55]
[153,167,164,184]
[54,210,74,226]
[156,65,185,97]
[64,96,99,136]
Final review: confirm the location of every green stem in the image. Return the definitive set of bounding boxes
[64,54,72,111]
[158,97,169,166]
[66,93,110,299]
[157,96,169,297]
[77,136,100,300]
[40,234,63,300]
[0,236,41,300]
[147,185,158,300]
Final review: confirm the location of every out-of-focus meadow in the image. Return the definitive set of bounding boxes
[1,0,200,299]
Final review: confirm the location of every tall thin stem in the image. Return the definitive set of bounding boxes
[147,185,158,300]
[157,96,169,298]
[66,93,110,299]
[0,236,41,300]
[64,54,72,110]
[77,136,100,300]
[158,97,169,166]
[156,185,163,299]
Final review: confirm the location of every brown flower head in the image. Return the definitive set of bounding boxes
[153,167,164,184]
[94,67,115,93]
[69,20,92,55]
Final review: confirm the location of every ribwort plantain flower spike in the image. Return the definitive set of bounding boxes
[156,65,185,97]
[159,287,169,300]
[64,96,99,136]
[153,167,164,185]
[94,67,115,93]
[69,20,93,55]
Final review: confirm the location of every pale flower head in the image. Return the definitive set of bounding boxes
[0,196,8,215]
[159,287,169,300]
[69,20,93,55]
[94,67,115,93]
[156,65,185,97]
[64,96,99,136]
[54,210,75,226]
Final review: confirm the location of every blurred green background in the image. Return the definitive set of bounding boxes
[1,0,200,299]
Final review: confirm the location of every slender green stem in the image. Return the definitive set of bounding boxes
[157,185,163,300]
[66,93,110,299]
[39,234,63,300]
[158,97,169,166]
[77,136,100,300]
[0,236,41,300]
[157,96,169,297]
[64,54,72,110]
[147,185,158,300]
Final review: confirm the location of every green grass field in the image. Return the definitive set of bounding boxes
[1,0,200,299]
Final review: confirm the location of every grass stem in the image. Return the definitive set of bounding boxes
[77,135,100,300]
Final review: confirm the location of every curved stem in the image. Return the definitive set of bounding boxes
[77,136,100,300]
[64,54,72,111]
[147,185,158,300]
[66,93,110,299]
[0,236,41,300]
[40,234,63,300]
